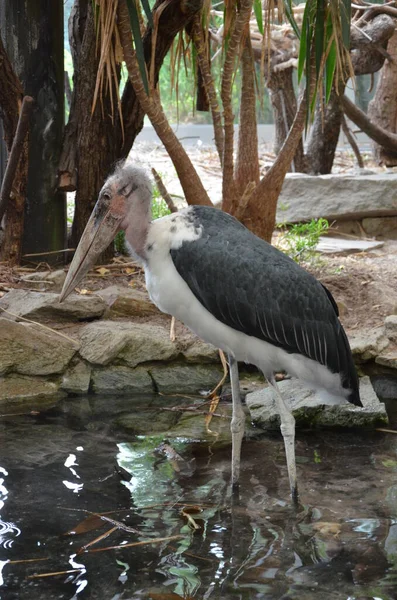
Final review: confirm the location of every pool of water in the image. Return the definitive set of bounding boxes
[1,391,397,600]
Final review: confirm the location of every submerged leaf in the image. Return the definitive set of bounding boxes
[64,514,106,536]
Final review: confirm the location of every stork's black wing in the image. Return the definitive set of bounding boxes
[171,206,360,406]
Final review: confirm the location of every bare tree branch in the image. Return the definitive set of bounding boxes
[191,16,224,167]
[341,116,364,168]
[341,94,397,152]
[117,0,212,207]
[221,0,254,210]
[151,168,178,213]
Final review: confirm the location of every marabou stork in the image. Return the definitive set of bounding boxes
[60,164,361,501]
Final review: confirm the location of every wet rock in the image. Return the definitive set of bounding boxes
[92,365,154,394]
[115,408,179,434]
[61,361,91,394]
[0,318,77,376]
[97,285,160,318]
[385,315,397,343]
[0,375,64,406]
[182,339,220,363]
[20,269,67,292]
[0,289,106,321]
[371,375,397,400]
[79,321,179,366]
[164,403,235,445]
[277,173,397,223]
[246,376,388,429]
[349,327,389,362]
[149,363,224,394]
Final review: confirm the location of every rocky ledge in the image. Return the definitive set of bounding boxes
[0,284,396,429]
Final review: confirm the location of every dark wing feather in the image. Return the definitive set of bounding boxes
[171,207,360,406]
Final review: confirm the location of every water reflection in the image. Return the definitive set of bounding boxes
[0,394,397,599]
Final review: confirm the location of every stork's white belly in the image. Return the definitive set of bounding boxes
[144,220,347,403]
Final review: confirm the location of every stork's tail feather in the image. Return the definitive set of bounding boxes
[339,326,361,407]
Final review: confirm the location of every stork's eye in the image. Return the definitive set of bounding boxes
[102,191,111,201]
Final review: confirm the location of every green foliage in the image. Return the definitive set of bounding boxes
[278,218,329,263]
[115,230,127,254]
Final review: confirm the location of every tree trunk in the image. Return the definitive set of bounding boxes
[267,68,305,172]
[241,94,307,241]
[305,86,344,175]
[65,0,119,256]
[0,0,66,265]
[0,35,27,264]
[367,30,397,166]
[59,0,204,257]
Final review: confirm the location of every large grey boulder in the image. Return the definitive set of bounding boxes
[0,289,106,321]
[277,173,397,223]
[79,321,179,366]
[0,318,77,376]
[92,365,154,394]
[149,363,223,394]
[349,327,389,362]
[246,376,388,429]
[96,285,160,318]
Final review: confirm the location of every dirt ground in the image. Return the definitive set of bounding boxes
[1,144,396,336]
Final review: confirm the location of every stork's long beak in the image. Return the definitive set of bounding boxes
[59,192,127,302]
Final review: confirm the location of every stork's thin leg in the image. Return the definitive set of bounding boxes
[268,376,298,503]
[228,354,245,489]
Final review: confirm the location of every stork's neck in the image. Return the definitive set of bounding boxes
[124,203,152,263]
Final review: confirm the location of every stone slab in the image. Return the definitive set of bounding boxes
[277,173,397,224]
[246,376,388,429]
[316,237,384,254]
[0,289,106,321]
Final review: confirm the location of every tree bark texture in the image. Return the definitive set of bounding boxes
[0,0,66,265]
[266,67,305,172]
[234,35,259,206]
[351,14,396,76]
[241,94,308,242]
[0,96,33,224]
[63,0,119,253]
[305,86,344,175]
[0,32,27,264]
[367,29,397,166]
